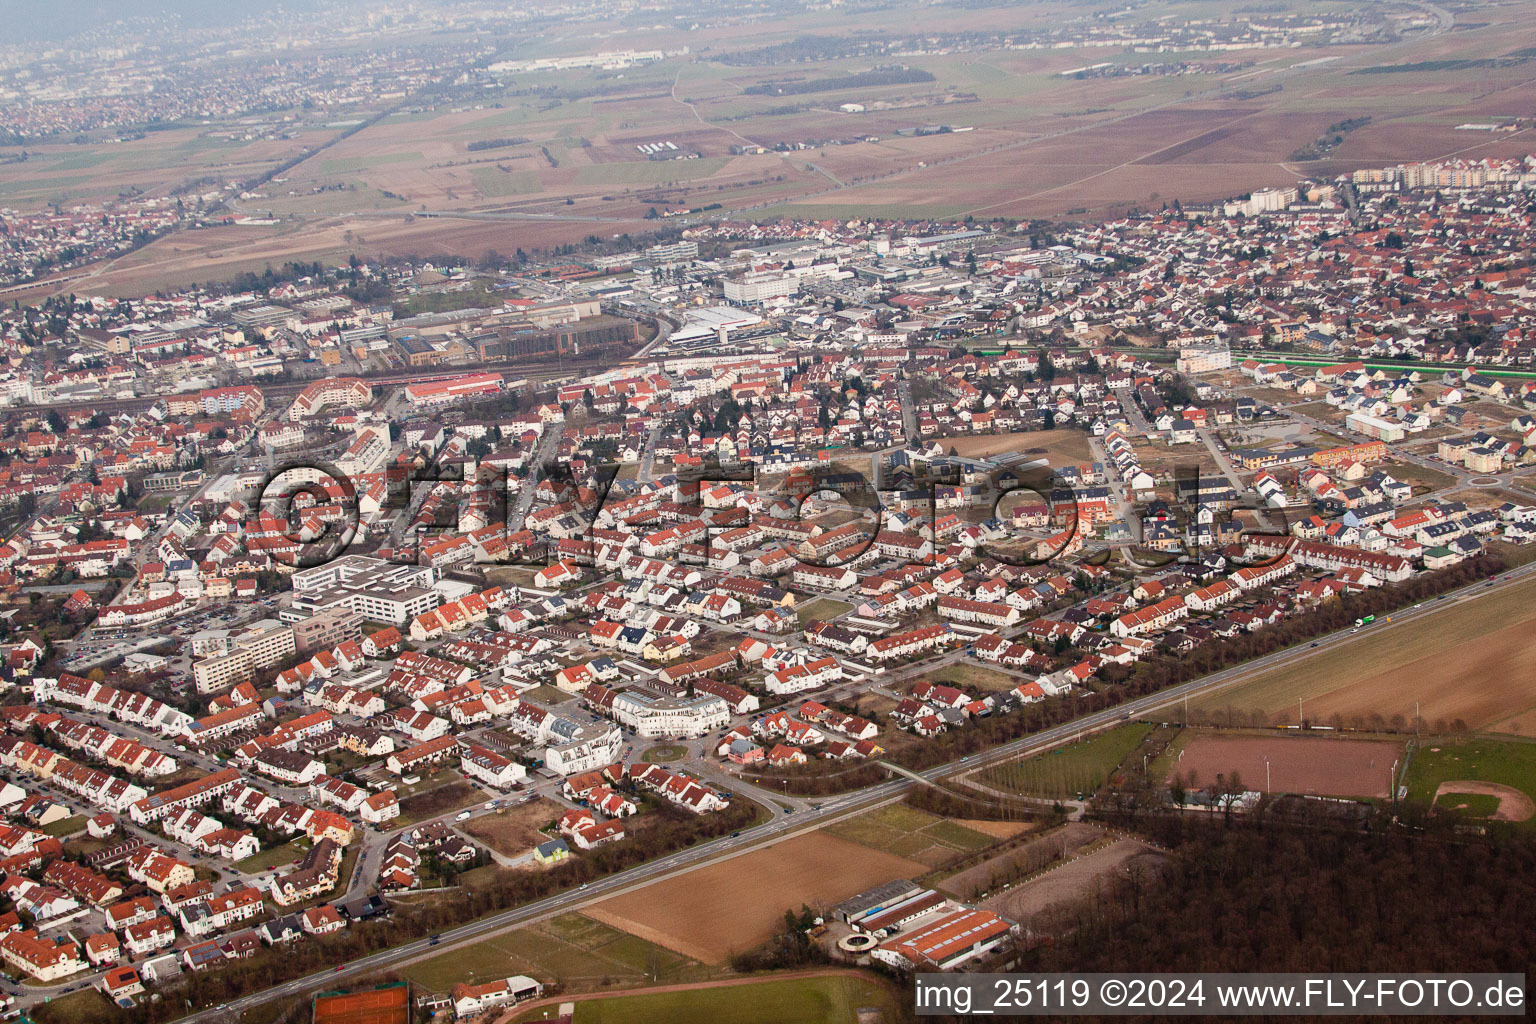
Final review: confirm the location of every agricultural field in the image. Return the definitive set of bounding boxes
[824,803,1007,867]
[8,0,1536,301]
[1190,576,1536,732]
[1161,731,1404,799]
[1403,736,1536,823]
[978,722,1152,800]
[585,831,926,962]
[539,973,901,1024]
[0,126,334,211]
[460,799,562,858]
[405,913,709,991]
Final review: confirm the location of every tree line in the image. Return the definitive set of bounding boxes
[32,799,761,1024]
[1019,814,1536,976]
[750,549,1517,795]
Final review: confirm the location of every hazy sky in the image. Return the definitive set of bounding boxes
[8,0,326,42]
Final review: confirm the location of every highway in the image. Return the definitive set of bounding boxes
[180,556,1536,1024]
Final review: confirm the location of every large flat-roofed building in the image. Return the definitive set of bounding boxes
[835,879,925,926]
[609,689,730,738]
[289,555,439,626]
[404,373,503,410]
[724,271,798,304]
[473,316,638,362]
[1344,412,1406,442]
[1176,345,1233,374]
[543,724,623,777]
[193,648,255,694]
[871,907,1018,971]
[395,335,440,367]
[667,305,765,345]
[234,620,296,670]
[645,239,698,264]
[194,619,296,693]
[291,608,363,656]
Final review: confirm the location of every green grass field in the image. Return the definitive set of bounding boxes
[40,814,88,838]
[796,597,853,628]
[1404,736,1536,807]
[927,662,1021,693]
[235,839,308,874]
[406,913,709,991]
[981,723,1153,800]
[393,282,499,316]
[562,974,898,1024]
[640,745,687,763]
[470,166,544,197]
[574,156,729,186]
[826,804,995,863]
[318,151,423,173]
[1435,792,1503,817]
[525,683,577,704]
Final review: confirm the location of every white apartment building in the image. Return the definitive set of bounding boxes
[609,690,730,738]
[335,426,391,478]
[724,270,798,304]
[543,725,624,777]
[193,648,254,694]
[459,744,527,789]
[1176,346,1233,374]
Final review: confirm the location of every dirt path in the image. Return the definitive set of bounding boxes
[1433,780,1536,821]
[982,836,1168,922]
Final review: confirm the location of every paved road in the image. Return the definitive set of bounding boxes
[899,381,918,445]
[173,558,1536,1024]
[1198,426,1275,531]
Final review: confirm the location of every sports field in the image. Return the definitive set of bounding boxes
[1404,736,1536,823]
[978,722,1152,799]
[312,984,409,1024]
[1163,732,1404,799]
[560,973,900,1024]
[584,832,926,962]
[404,913,708,991]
